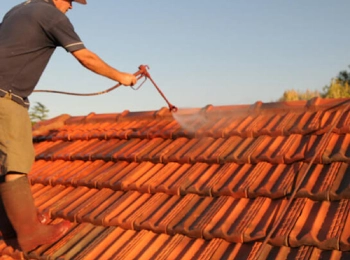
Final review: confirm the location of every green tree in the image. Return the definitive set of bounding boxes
[336,66,350,84]
[278,89,321,102]
[323,78,350,99]
[322,65,350,98]
[278,65,350,101]
[30,102,49,125]
[323,79,350,98]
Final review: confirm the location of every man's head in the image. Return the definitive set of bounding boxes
[53,0,87,14]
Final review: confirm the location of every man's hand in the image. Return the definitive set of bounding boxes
[119,72,137,86]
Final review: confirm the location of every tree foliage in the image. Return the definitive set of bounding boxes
[278,89,321,102]
[278,65,350,101]
[29,102,49,125]
[323,79,350,98]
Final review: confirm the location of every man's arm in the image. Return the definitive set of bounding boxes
[71,48,137,86]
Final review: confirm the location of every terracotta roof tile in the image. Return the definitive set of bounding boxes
[1,98,350,259]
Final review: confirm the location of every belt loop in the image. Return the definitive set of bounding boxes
[5,91,12,99]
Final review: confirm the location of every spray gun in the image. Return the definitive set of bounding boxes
[34,64,178,113]
[133,65,178,112]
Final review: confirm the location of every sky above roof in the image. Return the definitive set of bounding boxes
[1,0,350,118]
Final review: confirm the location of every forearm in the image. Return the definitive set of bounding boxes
[72,49,125,81]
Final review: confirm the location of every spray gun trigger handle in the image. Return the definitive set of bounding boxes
[136,74,144,80]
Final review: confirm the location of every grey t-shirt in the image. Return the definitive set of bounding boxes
[0,0,85,102]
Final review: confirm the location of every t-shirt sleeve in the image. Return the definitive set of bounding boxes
[48,16,85,52]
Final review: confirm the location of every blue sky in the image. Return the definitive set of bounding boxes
[1,0,350,118]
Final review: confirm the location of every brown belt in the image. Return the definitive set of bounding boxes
[0,89,29,109]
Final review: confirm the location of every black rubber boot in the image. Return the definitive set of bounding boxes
[0,200,50,239]
[0,176,71,252]
[0,152,16,241]
[0,197,17,239]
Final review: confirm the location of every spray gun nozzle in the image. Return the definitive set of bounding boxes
[135,65,150,78]
[169,105,178,113]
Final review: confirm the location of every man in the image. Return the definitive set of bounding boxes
[0,0,137,252]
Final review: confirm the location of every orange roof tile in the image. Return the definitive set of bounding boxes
[1,97,350,259]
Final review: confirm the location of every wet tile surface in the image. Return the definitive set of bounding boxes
[1,98,350,259]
